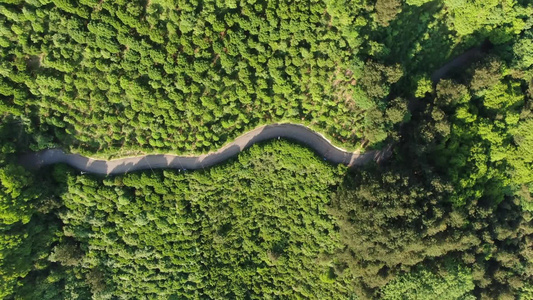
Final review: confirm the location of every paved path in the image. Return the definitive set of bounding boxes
[19,123,385,175]
[430,43,489,83]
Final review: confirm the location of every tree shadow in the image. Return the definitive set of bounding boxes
[19,124,386,176]
[369,2,454,71]
[366,2,489,96]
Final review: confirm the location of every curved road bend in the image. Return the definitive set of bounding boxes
[19,123,385,175]
[430,40,492,83]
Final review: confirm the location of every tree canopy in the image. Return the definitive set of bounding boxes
[0,0,532,299]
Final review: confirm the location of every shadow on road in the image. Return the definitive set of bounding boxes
[19,124,386,175]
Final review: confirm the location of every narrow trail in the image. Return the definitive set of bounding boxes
[19,123,387,175]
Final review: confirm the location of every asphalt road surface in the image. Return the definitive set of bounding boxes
[430,45,486,83]
[19,123,386,175]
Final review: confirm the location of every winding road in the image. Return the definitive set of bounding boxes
[19,123,387,175]
[430,40,491,83]
[18,42,489,176]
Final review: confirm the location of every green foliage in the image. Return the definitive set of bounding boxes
[520,284,533,300]
[360,61,403,100]
[0,216,60,299]
[414,75,433,98]
[0,115,67,299]
[0,0,529,156]
[443,0,529,41]
[513,31,533,70]
[469,56,503,93]
[375,0,402,27]
[415,55,532,208]
[380,260,475,300]
[405,0,433,6]
[0,1,532,299]
[329,166,480,296]
[54,141,349,298]
[0,0,393,155]
[385,98,410,125]
[396,52,533,297]
[0,164,37,225]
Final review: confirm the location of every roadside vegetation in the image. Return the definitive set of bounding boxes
[1,0,532,299]
[1,0,405,155]
[1,0,529,155]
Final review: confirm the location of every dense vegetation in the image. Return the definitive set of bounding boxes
[0,0,530,155]
[1,0,532,299]
[51,142,348,299]
[0,0,406,155]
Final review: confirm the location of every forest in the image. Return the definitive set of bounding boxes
[1,0,533,299]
